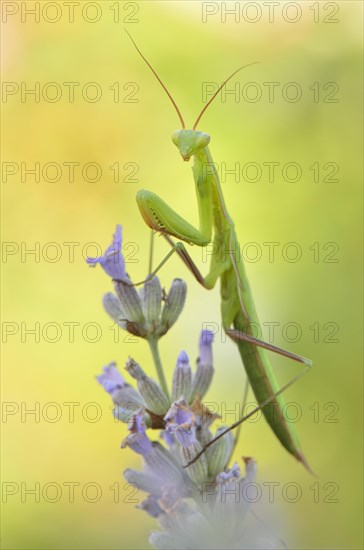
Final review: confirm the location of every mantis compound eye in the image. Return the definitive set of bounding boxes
[171,130,183,146]
[195,132,210,149]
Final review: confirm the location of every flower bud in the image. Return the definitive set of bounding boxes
[126,358,170,415]
[102,293,126,326]
[113,404,143,423]
[114,279,147,336]
[103,291,143,336]
[140,276,162,333]
[112,384,144,409]
[160,279,187,335]
[149,532,182,550]
[199,329,214,364]
[137,495,163,518]
[215,459,257,541]
[146,442,184,486]
[141,442,190,502]
[124,468,162,496]
[206,426,234,479]
[196,425,213,449]
[112,384,145,424]
[171,351,192,402]
[190,330,214,401]
[182,442,208,485]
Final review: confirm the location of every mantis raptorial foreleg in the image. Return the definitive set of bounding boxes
[126,30,313,469]
[137,189,212,246]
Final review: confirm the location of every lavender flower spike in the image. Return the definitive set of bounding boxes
[94,330,282,548]
[86,224,126,280]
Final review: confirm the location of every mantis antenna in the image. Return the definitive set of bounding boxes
[192,62,259,130]
[124,29,186,129]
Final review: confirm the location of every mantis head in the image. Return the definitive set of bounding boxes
[171,130,210,162]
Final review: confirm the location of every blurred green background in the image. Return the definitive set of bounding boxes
[1,1,363,548]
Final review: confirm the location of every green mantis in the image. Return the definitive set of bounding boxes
[126,31,312,469]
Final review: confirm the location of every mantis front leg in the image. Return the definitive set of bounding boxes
[136,188,227,290]
[136,187,212,247]
[135,153,228,289]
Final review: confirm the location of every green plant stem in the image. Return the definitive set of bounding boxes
[148,336,170,402]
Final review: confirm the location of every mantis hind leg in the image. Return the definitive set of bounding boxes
[184,356,312,472]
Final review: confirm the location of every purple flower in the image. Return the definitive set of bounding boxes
[164,398,196,447]
[160,429,176,449]
[164,398,192,425]
[122,412,153,456]
[86,224,126,280]
[96,362,126,395]
[216,462,241,483]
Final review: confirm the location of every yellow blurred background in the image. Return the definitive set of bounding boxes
[1,1,363,548]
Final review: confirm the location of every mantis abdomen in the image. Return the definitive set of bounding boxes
[220,230,305,464]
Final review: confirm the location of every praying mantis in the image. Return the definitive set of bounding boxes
[125,31,312,469]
